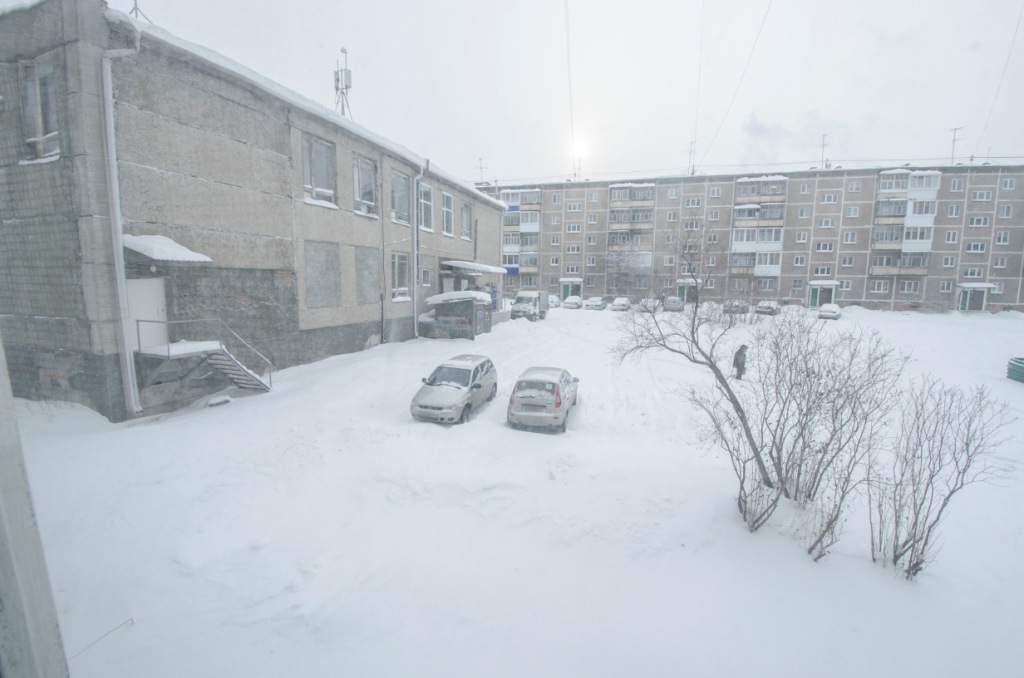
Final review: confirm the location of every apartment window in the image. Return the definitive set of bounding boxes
[552,193,561,204]
[969,216,989,227]
[798,208,810,219]
[684,220,700,231]
[302,135,336,202]
[667,211,679,222]
[837,256,852,268]
[418,184,434,230]
[819,218,835,228]
[391,172,410,223]
[756,252,780,266]
[880,174,908,191]
[971,191,993,201]
[910,174,939,190]
[993,256,1007,269]
[520,275,537,286]
[664,256,676,266]
[666,233,676,244]
[950,178,964,192]
[963,267,984,278]
[842,231,856,244]
[796,231,808,243]
[813,266,832,276]
[589,191,599,202]
[758,279,776,291]
[23,56,60,159]
[794,255,807,266]
[992,282,1005,294]
[996,231,1009,245]
[502,254,519,267]
[792,279,805,291]
[520,252,538,266]
[1002,178,1016,190]
[442,193,454,235]
[945,231,958,244]
[461,204,472,239]
[731,279,749,291]
[870,280,890,293]
[706,256,717,266]
[800,183,811,194]
[567,223,582,233]
[667,188,679,199]
[521,191,541,204]
[566,245,581,254]
[390,252,409,299]
[948,204,961,217]
[943,256,955,267]
[550,256,559,266]
[587,256,596,267]
[568,202,582,212]
[815,242,835,252]
[707,233,718,244]
[352,155,377,214]
[999,205,1012,218]
[848,181,862,193]
[840,279,852,291]
[845,206,860,218]
[585,276,595,287]
[421,266,432,287]
[939,281,953,293]
[587,235,597,245]
[685,198,701,208]
[710,187,722,198]
[588,214,597,224]
[551,215,561,225]
[912,200,936,215]
[966,242,986,253]
[503,232,520,247]
[551,235,561,246]
[708,210,720,221]
[822,193,838,204]
[898,280,920,293]
[566,265,580,274]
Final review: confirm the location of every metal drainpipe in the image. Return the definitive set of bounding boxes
[412,159,428,337]
[102,26,142,414]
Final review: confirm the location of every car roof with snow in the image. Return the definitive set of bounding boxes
[516,366,566,382]
[440,354,491,368]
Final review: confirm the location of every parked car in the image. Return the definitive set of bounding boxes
[755,300,781,316]
[507,366,580,433]
[548,294,562,308]
[410,354,497,424]
[663,296,684,312]
[510,290,549,321]
[610,297,631,311]
[723,299,750,314]
[562,295,583,309]
[818,303,841,320]
[584,296,607,310]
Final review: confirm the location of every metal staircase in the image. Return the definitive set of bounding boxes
[202,347,271,391]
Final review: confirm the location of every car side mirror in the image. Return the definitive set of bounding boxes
[421,377,427,383]
[573,377,579,383]
[472,383,482,389]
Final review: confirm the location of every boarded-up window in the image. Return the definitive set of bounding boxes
[304,241,341,308]
[355,246,380,306]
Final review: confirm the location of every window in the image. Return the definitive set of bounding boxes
[731,278,749,291]
[519,252,538,266]
[666,233,676,244]
[939,281,953,293]
[421,266,432,287]
[813,266,832,276]
[796,231,808,243]
[461,204,472,239]
[664,256,676,266]
[23,56,59,159]
[352,155,377,214]
[567,223,582,233]
[969,216,989,227]
[708,209,720,221]
[568,202,582,212]
[840,279,852,291]
[758,279,776,291]
[502,253,519,266]
[963,267,984,278]
[996,231,1009,245]
[566,245,581,254]
[870,280,890,293]
[815,242,835,252]
[550,256,560,266]
[566,265,580,274]
[903,226,932,241]
[993,282,1005,294]
[792,279,805,290]
[912,200,936,215]
[302,135,336,202]
[910,174,939,190]
[756,252,780,266]
[757,228,782,242]
[418,184,434,230]
[683,244,698,253]
[848,181,862,193]
[943,256,955,267]
[587,256,596,267]
[685,197,701,207]
[503,232,520,246]
[442,193,454,235]
[948,204,961,217]
[880,174,908,191]
[999,205,1012,218]
[684,220,700,231]
[551,235,561,245]
[898,280,919,293]
[822,193,838,204]
[587,235,597,245]
[841,256,854,267]
[820,218,835,228]
[966,242,986,253]
[798,208,810,219]
[945,231,958,244]
[390,252,409,299]
[993,256,1007,269]
[520,191,541,204]
[585,276,595,287]
[794,255,807,266]
[845,206,860,218]
[552,193,561,204]
[950,178,964,192]
[1002,178,1015,190]
[707,233,718,244]
[588,214,597,224]
[842,231,856,244]
[800,183,811,194]
[391,172,410,223]
[971,191,993,201]
[551,215,561,225]
[667,211,679,222]
[710,187,722,198]
[666,188,679,199]
[706,256,717,266]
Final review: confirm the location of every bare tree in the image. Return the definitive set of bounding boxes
[869,377,1011,579]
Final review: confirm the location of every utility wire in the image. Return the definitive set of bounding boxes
[564,0,578,179]
[972,0,1024,157]
[699,0,773,167]
[690,0,705,176]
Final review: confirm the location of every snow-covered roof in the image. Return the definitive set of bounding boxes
[103,9,505,212]
[677,278,703,286]
[734,204,761,210]
[558,277,583,283]
[808,280,841,286]
[441,260,507,274]
[736,175,788,182]
[425,291,493,305]
[956,282,997,289]
[609,183,656,188]
[123,234,212,262]
[880,169,912,174]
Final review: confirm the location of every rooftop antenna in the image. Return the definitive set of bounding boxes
[129,1,151,22]
[334,49,352,118]
[820,132,831,168]
[477,158,489,183]
[948,126,964,164]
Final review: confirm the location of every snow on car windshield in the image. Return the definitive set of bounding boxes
[515,380,555,400]
[429,366,470,387]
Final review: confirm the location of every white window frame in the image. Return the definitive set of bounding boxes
[418,184,434,231]
[815,242,835,252]
[461,204,472,239]
[793,255,807,266]
[822,193,838,204]
[796,231,808,243]
[842,231,856,244]
[943,256,955,267]
[995,231,1009,245]
[870,280,890,293]
[710,187,722,198]
[302,134,336,203]
[950,178,964,192]
[971,190,993,201]
[819,218,835,228]
[685,197,701,208]
[567,223,582,233]
[441,193,454,235]
[23,56,60,159]
[567,202,582,212]
[353,154,378,215]
[845,206,860,218]
[945,231,958,244]
[390,252,409,299]
[948,204,961,217]
[391,171,410,224]
[999,205,1012,218]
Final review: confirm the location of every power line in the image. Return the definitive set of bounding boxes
[564,0,579,180]
[972,0,1024,157]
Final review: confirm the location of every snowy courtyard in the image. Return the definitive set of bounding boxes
[16,306,1024,678]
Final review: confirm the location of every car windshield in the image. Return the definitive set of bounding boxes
[427,366,470,388]
[515,380,555,400]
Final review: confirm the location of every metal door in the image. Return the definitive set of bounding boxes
[126,278,168,351]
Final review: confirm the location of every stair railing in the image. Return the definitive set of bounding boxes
[135,318,275,386]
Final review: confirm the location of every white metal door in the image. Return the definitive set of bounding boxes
[126,278,168,351]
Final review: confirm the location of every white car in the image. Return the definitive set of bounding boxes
[548,294,562,308]
[562,295,583,309]
[584,296,607,310]
[410,354,497,424]
[663,296,684,312]
[507,366,580,433]
[817,303,841,320]
[610,297,631,311]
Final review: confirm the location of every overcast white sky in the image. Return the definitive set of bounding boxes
[6,0,1024,183]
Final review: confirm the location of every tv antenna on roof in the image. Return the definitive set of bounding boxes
[334,49,352,118]
[129,1,151,22]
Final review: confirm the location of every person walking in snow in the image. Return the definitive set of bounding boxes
[733,344,748,380]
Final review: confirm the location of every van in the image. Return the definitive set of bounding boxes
[510,290,549,321]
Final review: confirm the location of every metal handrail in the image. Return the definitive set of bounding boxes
[135,318,275,386]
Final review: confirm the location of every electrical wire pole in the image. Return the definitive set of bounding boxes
[334,49,352,118]
[820,132,831,168]
[949,126,964,164]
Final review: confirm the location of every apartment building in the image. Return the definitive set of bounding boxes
[488,165,1023,312]
[0,0,503,421]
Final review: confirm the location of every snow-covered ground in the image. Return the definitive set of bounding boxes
[16,306,1024,678]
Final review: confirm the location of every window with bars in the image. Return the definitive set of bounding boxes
[390,252,409,299]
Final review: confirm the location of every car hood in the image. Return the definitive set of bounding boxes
[412,384,467,408]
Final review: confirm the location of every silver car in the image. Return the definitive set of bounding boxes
[411,354,497,424]
[507,366,579,433]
